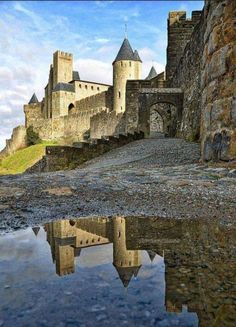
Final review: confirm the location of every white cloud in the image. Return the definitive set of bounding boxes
[75,59,112,85]
[95,38,110,44]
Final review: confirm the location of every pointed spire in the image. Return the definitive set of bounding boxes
[114,265,136,288]
[32,227,40,236]
[125,23,128,39]
[147,250,156,262]
[28,93,39,104]
[133,50,142,62]
[113,38,135,63]
[145,66,158,80]
[133,265,142,277]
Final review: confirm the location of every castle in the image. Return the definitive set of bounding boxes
[23,38,143,143]
[33,215,236,325]
[2,0,236,163]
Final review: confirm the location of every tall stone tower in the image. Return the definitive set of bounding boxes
[166,11,201,81]
[113,217,141,288]
[113,38,142,113]
[53,50,73,88]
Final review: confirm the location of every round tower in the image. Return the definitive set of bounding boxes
[113,217,141,288]
[113,38,142,114]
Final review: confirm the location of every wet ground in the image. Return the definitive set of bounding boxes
[0,216,235,327]
[0,138,236,231]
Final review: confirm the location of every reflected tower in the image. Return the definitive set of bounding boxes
[113,217,141,287]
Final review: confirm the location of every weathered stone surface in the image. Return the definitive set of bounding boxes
[0,125,27,158]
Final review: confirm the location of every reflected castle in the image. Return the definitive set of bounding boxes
[33,216,236,326]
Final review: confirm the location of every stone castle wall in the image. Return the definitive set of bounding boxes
[166,11,202,81]
[201,0,236,161]
[0,125,27,158]
[24,88,113,144]
[75,87,113,113]
[74,81,110,102]
[90,111,124,139]
[166,0,236,161]
[168,11,205,141]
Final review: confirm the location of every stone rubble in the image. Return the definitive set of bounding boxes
[0,138,235,232]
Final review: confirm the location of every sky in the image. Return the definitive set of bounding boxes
[0,0,204,150]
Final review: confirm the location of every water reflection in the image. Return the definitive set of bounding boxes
[42,217,236,326]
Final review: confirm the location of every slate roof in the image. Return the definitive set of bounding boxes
[53,83,75,92]
[72,71,80,81]
[28,93,39,104]
[145,66,158,80]
[32,227,40,236]
[147,250,156,262]
[133,49,142,62]
[114,265,142,288]
[114,38,135,63]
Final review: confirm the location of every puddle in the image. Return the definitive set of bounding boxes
[0,217,235,326]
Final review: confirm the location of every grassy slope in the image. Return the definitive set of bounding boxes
[0,142,55,175]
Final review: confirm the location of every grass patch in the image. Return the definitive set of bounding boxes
[0,142,56,175]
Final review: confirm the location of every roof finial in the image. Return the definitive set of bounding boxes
[125,23,128,38]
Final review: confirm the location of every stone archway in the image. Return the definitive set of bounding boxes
[149,103,178,138]
[150,107,164,137]
[138,88,183,137]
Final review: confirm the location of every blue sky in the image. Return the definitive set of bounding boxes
[0,0,203,150]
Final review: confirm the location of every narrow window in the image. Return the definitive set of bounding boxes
[85,85,87,89]
[118,231,121,238]
[118,91,121,98]
[79,84,82,88]
[97,87,100,91]
[91,86,94,90]
[129,61,131,67]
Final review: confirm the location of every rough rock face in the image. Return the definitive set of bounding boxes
[0,125,27,158]
[201,0,236,161]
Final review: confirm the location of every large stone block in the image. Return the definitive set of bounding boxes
[202,135,213,161]
[207,25,222,56]
[231,97,236,122]
[210,99,223,122]
[208,45,229,82]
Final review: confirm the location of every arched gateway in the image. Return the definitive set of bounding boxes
[138,88,184,137]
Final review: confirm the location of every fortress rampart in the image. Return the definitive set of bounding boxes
[1,0,236,163]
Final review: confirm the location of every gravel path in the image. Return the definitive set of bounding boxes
[0,138,235,232]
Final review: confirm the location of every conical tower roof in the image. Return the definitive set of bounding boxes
[133,49,142,62]
[145,66,158,80]
[147,250,156,262]
[32,227,40,236]
[114,266,135,288]
[113,38,135,63]
[28,93,39,104]
[133,265,142,277]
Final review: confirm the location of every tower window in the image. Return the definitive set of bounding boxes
[121,62,123,67]
[85,85,88,89]
[68,103,74,111]
[79,84,82,88]
[118,91,121,98]
[129,62,131,67]
[97,87,100,91]
[118,231,121,238]
[91,86,94,90]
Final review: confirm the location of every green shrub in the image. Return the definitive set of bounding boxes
[26,126,41,145]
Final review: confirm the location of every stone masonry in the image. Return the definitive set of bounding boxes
[1,0,235,163]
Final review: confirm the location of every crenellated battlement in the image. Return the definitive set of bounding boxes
[166,10,202,81]
[168,10,202,26]
[53,50,73,58]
